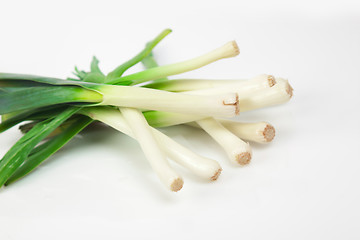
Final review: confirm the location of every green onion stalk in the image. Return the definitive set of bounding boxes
[1,29,174,187]
[0,29,240,189]
[0,28,293,192]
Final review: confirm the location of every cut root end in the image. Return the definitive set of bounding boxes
[222,94,239,115]
[170,178,184,192]
[286,83,294,97]
[236,152,252,165]
[263,124,275,142]
[230,41,240,56]
[210,168,222,181]
[267,75,276,87]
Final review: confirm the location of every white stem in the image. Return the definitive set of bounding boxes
[217,120,276,143]
[183,74,275,96]
[238,77,293,112]
[143,76,291,127]
[83,107,222,181]
[196,118,252,165]
[116,41,240,84]
[146,74,275,92]
[144,78,292,128]
[98,85,239,118]
[153,131,222,181]
[120,107,183,192]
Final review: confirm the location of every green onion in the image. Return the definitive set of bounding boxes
[108,41,239,85]
[0,28,293,192]
[143,74,276,92]
[81,107,222,181]
[217,120,276,143]
[105,29,172,83]
[98,85,239,117]
[195,118,252,165]
[0,77,239,118]
[143,79,293,128]
[1,29,172,187]
[120,107,183,192]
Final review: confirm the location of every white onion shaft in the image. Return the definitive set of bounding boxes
[120,107,183,192]
[99,85,239,118]
[238,78,293,112]
[82,107,222,181]
[196,118,252,165]
[216,120,275,143]
[114,41,240,85]
[180,74,275,95]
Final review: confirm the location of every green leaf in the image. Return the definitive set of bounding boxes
[0,72,98,87]
[0,106,58,133]
[0,85,102,115]
[0,79,49,88]
[90,56,105,76]
[74,66,87,79]
[83,72,106,83]
[0,107,81,187]
[5,115,93,186]
[105,28,172,83]
[0,29,172,187]
[141,51,169,82]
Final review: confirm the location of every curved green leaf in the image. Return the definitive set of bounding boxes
[0,107,81,187]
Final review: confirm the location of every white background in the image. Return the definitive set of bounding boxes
[0,0,360,239]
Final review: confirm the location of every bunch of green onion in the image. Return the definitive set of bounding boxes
[0,29,293,192]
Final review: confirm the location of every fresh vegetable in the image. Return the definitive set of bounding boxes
[0,29,293,192]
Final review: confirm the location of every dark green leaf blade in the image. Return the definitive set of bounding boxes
[0,72,99,88]
[0,105,70,133]
[0,107,81,187]
[5,115,93,186]
[0,86,102,115]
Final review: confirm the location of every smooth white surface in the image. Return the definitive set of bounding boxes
[1,1,360,239]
